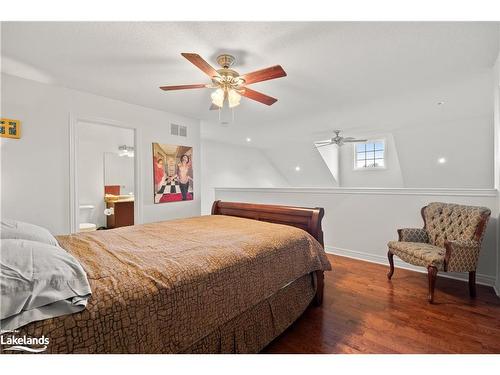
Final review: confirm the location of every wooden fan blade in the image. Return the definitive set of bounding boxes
[181,53,220,78]
[209,103,220,110]
[160,84,207,91]
[241,65,287,85]
[343,139,368,143]
[240,87,277,106]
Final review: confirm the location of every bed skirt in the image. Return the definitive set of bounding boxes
[183,273,315,354]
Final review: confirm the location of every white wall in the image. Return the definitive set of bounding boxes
[1,73,201,235]
[315,143,340,186]
[78,122,134,228]
[263,140,339,187]
[393,115,494,188]
[200,139,289,214]
[215,187,499,287]
[494,53,500,294]
[244,104,494,189]
[244,109,493,190]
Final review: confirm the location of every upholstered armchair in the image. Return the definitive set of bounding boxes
[387,202,491,303]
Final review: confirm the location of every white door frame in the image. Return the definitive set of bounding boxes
[69,114,143,233]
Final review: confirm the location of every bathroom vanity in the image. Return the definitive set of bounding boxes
[106,199,134,229]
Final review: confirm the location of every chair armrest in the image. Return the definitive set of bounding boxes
[397,228,429,243]
[444,239,481,272]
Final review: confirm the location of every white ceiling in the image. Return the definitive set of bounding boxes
[2,22,499,146]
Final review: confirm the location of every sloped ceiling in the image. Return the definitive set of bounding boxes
[2,22,499,147]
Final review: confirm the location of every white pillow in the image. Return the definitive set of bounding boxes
[1,219,59,247]
[0,239,92,330]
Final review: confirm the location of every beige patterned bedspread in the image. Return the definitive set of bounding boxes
[17,215,331,353]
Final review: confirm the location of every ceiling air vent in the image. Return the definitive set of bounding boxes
[171,123,187,137]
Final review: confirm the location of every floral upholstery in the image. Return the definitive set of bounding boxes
[388,241,445,270]
[398,228,429,243]
[388,202,490,272]
[423,202,488,248]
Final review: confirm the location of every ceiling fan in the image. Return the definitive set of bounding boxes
[159,53,287,110]
[315,130,368,148]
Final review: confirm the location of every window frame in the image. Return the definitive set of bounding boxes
[352,139,387,171]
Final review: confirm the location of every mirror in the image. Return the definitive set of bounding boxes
[104,152,135,197]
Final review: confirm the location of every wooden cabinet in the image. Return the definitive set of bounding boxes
[106,200,134,229]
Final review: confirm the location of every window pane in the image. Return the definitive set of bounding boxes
[356,154,366,163]
[354,140,386,169]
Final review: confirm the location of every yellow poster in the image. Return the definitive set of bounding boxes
[0,118,21,139]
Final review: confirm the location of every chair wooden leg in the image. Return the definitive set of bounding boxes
[427,266,438,303]
[469,271,477,298]
[387,251,394,280]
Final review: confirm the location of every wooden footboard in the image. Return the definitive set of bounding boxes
[211,200,326,306]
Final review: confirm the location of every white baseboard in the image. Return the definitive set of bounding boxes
[325,245,497,288]
[494,284,500,297]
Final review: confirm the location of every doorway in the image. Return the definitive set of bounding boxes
[69,117,141,233]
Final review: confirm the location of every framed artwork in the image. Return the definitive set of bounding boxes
[153,143,193,203]
[0,118,21,139]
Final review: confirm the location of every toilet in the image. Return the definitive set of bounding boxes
[79,204,97,232]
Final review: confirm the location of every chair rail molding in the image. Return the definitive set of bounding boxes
[214,187,499,197]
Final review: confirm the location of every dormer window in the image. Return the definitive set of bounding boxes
[354,140,386,170]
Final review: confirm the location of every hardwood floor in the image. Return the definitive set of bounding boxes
[263,254,500,354]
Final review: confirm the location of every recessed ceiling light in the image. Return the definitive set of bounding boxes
[246,137,251,142]
[295,166,301,171]
[438,157,446,164]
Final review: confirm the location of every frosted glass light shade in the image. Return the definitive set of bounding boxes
[211,88,224,108]
[227,89,241,108]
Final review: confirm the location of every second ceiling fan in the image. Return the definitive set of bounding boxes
[160,53,287,110]
[315,130,368,147]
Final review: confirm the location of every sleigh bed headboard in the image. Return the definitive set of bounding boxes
[211,200,325,247]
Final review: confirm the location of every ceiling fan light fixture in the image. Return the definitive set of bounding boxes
[211,88,224,108]
[160,53,286,110]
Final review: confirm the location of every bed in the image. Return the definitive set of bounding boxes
[11,201,331,354]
